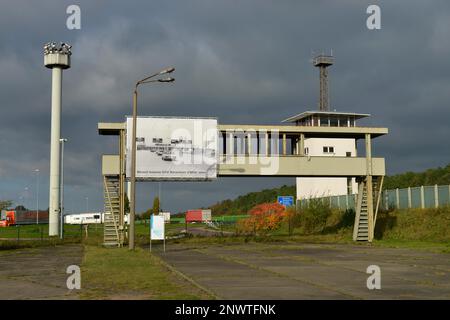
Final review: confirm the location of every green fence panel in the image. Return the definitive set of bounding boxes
[424,186,435,208]
[380,191,387,210]
[330,196,339,208]
[438,185,450,207]
[338,195,347,210]
[386,190,397,209]
[410,187,421,208]
[277,184,448,212]
[346,194,355,210]
[171,217,185,223]
[398,188,409,209]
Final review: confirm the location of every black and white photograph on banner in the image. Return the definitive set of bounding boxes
[125,116,218,180]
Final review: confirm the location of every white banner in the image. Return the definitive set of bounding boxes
[150,215,165,240]
[126,116,218,181]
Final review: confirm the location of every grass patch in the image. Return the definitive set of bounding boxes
[0,237,82,251]
[80,245,212,300]
[371,239,450,254]
[375,207,450,242]
[172,230,353,247]
[0,224,102,240]
[172,226,449,253]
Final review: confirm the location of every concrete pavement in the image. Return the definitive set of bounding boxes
[156,242,450,300]
[0,245,83,299]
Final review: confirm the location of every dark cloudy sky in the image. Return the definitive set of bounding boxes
[0,0,449,214]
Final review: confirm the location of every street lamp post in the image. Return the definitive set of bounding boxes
[34,169,40,224]
[60,138,68,239]
[129,67,175,250]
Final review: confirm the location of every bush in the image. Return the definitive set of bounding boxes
[237,203,286,235]
[283,207,297,235]
[375,207,450,241]
[297,199,332,234]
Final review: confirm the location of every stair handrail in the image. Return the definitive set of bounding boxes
[104,176,120,245]
[373,175,384,229]
[353,179,365,241]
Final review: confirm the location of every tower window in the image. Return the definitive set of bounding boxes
[323,146,334,154]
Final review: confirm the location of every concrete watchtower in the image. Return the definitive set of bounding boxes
[44,42,71,236]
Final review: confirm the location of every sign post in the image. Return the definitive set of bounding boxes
[277,196,294,207]
[150,215,165,253]
[278,196,295,236]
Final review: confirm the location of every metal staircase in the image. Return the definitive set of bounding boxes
[103,176,122,247]
[353,176,383,242]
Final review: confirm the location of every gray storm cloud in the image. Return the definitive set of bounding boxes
[0,0,449,213]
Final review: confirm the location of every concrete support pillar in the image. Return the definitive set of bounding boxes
[385,192,389,210]
[229,132,234,155]
[434,184,439,208]
[395,188,400,209]
[299,133,305,156]
[292,136,297,155]
[420,186,425,209]
[282,133,287,155]
[407,187,412,209]
[265,132,269,156]
[119,129,125,229]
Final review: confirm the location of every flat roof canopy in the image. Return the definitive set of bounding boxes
[98,122,125,135]
[98,121,388,139]
[282,111,370,123]
[218,124,388,139]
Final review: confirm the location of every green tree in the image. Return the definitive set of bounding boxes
[141,208,151,225]
[152,197,160,215]
[0,200,12,211]
[383,163,450,189]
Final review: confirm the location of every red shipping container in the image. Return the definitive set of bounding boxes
[186,210,203,223]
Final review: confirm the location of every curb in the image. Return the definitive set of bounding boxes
[154,253,221,300]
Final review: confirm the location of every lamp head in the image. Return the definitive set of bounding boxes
[159,67,175,75]
[158,77,175,83]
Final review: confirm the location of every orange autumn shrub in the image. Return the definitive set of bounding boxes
[237,202,286,235]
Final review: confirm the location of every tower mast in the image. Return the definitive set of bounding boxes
[312,53,334,111]
[44,42,72,236]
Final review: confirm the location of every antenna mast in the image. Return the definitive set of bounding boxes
[312,52,334,111]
